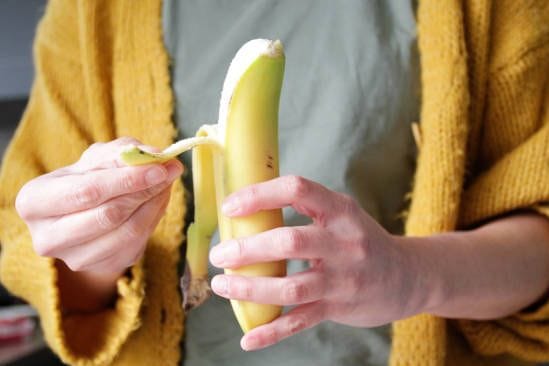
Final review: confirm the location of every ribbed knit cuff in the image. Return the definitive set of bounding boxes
[0,208,146,366]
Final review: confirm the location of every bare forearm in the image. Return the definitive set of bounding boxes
[401,213,549,320]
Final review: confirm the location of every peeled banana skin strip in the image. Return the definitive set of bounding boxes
[120,135,221,166]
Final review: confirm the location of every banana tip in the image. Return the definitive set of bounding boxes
[269,39,284,57]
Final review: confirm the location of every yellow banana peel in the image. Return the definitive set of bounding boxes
[120,39,286,333]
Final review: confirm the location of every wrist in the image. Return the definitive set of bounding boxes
[55,260,125,314]
[392,234,450,318]
[391,214,549,320]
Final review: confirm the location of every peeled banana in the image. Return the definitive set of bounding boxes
[121,39,286,333]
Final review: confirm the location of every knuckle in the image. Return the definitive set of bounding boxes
[77,146,102,169]
[120,172,138,191]
[282,228,306,256]
[15,187,32,219]
[139,184,165,201]
[85,142,103,153]
[73,183,101,206]
[31,226,71,256]
[287,314,307,335]
[160,190,171,209]
[33,233,72,258]
[345,231,369,261]
[338,193,358,214]
[123,219,145,240]
[230,238,245,261]
[264,327,278,345]
[81,142,105,160]
[233,278,253,299]
[243,185,259,204]
[96,204,126,230]
[285,175,309,199]
[282,281,308,304]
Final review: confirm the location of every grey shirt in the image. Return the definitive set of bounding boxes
[163,1,419,365]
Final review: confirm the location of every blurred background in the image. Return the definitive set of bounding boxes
[0,1,63,364]
[0,0,42,156]
[0,2,548,366]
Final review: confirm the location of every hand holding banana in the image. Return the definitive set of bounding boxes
[120,39,409,347]
[209,175,414,351]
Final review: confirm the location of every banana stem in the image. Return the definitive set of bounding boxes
[182,127,220,310]
[181,223,213,311]
[185,223,210,279]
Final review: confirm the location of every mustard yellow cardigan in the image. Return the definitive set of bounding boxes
[0,1,548,365]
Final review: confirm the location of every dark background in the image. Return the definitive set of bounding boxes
[0,0,44,157]
[0,1,63,364]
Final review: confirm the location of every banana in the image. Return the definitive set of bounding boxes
[120,39,286,333]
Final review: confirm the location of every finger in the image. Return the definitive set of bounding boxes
[209,226,333,268]
[59,187,170,272]
[240,302,326,351]
[36,172,178,252]
[76,190,171,273]
[221,175,343,220]
[74,137,159,171]
[211,269,325,305]
[18,160,182,218]
[55,187,171,272]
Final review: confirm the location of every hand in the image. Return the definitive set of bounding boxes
[16,137,183,275]
[209,175,418,351]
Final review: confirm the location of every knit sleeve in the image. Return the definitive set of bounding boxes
[455,5,549,359]
[457,128,549,361]
[0,1,146,365]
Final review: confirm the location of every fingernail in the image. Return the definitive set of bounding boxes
[222,197,240,216]
[210,241,236,266]
[242,335,260,351]
[145,166,167,185]
[211,276,227,295]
